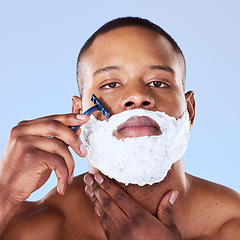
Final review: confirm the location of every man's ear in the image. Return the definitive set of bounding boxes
[72,96,82,114]
[185,91,195,129]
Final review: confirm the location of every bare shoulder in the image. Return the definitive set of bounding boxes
[185,174,240,239]
[43,173,104,239]
[189,174,240,215]
[1,201,65,240]
[1,173,104,240]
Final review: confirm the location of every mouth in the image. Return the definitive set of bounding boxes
[113,116,162,139]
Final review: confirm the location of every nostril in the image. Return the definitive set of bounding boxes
[125,100,151,108]
[142,101,151,106]
[125,101,134,107]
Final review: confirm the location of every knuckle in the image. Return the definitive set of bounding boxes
[164,207,173,215]
[66,158,75,173]
[14,135,29,148]
[91,184,98,193]
[65,113,74,121]
[52,138,67,150]
[10,125,22,138]
[102,180,111,191]
[17,120,29,126]
[44,115,54,121]
[67,131,81,146]
[53,156,68,176]
[52,139,75,167]
[101,198,112,211]
[102,211,109,223]
[115,193,125,202]
[50,113,75,125]
[48,120,61,132]
[22,147,38,163]
[72,134,81,145]
[132,212,145,227]
[54,155,67,168]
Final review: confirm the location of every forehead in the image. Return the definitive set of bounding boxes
[80,26,182,89]
[85,26,178,64]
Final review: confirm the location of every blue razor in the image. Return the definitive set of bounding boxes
[70,94,110,132]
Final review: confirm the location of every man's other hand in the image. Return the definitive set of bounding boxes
[84,172,181,240]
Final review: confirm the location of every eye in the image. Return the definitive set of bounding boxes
[148,81,169,88]
[101,82,122,89]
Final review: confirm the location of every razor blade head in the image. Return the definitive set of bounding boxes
[91,94,110,119]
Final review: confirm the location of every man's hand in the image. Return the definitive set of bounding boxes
[0,113,89,206]
[84,172,181,240]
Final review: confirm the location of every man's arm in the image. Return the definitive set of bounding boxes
[0,113,89,236]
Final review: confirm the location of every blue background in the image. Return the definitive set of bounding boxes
[0,0,239,201]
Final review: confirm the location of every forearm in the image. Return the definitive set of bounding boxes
[0,187,20,235]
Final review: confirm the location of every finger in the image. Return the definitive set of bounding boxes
[157,190,178,228]
[17,113,89,127]
[93,185,138,240]
[95,183,129,222]
[94,173,143,217]
[13,118,88,157]
[84,182,118,239]
[35,169,52,190]
[21,147,69,195]
[84,173,128,221]
[41,151,69,195]
[95,205,118,240]
[26,135,75,183]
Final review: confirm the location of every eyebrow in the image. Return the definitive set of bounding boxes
[93,64,175,76]
[149,65,175,76]
[93,66,121,76]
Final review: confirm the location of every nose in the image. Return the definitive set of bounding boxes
[120,84,155,110]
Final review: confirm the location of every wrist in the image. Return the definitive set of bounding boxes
[0,184,23,208]
[0,186,21,235]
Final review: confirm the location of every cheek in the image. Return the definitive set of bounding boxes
[102,94,120,115]
[81,94,92,112]
[154,91,186,118]
[170,92,187,117]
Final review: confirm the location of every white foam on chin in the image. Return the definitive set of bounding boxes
[81,109,190,186]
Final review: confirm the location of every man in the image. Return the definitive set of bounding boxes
[0,17,239,240]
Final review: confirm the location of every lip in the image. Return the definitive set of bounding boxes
[113,116,162,138]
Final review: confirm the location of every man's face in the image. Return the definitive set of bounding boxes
[80,26,187,139]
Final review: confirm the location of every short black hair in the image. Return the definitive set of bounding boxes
[77,17,186,95]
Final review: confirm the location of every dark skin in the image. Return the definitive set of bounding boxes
[84,172,181,240]
[0,26,240,239]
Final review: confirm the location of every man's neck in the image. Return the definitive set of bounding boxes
[118,159,189,215]
[90,159,189,216]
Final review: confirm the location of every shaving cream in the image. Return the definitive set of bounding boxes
[81,109,190,186]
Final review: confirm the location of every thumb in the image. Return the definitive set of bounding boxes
[157,190,178,228]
